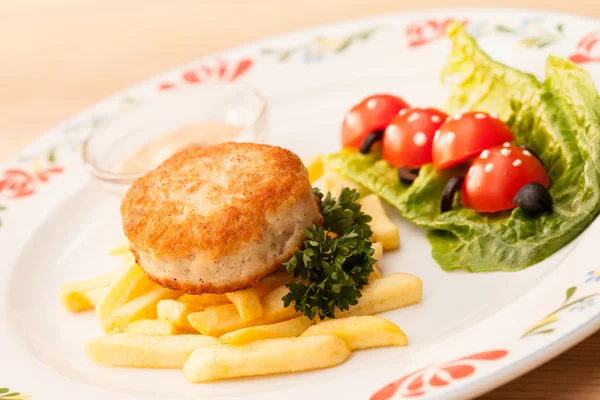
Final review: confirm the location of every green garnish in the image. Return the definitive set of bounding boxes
[323,23,600,273]
[282,187,376,320]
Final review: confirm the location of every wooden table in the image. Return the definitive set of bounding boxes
[2,0,599,398]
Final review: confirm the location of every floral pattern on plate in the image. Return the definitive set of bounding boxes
[406,18,468,47]
[569,31,600,64]
[0,388,31,400]
[261,28,380,62]
[0,166,64,200]
[373,267,600,398]
[522,272,600,338]
[585,270,600,283]
[158,58,253,90]
[371,350,509,399]
[467,18,564,48]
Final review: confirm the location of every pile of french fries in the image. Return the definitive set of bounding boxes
[59,159,422,382]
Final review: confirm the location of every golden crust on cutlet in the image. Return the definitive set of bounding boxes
[122,142,312,259]
[120,142,321,294]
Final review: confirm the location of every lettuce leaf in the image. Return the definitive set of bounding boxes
[324,24,600,272]
[441,22,541,121]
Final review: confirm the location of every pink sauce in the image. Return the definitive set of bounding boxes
[113,121,242,174]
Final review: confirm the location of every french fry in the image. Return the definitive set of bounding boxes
[59,269,122,313]
[334,273,422,318]
[254,270,294,298]
[226,288,263,321]
[368,242,384,283]
[188,304,240,336]
[302,156,324,184]
[372,241,383,262]
[60,294,93,313]
[220,316,313,345]
[178,293,230,307]
[188,284,301,337]
[359,194,400,250]
[369,265,382,283]
[112,286,181,331]
[157,299,204,333]
[322,170,368,198]
[85,333,219,368]
[301,316,407,349]
[84,286,108,307]
[125,319,177,336]
[96,262,155,332]
[259,284,304,322]
[183,334,350,382]
[177,271,292,312]
[178,270,293,311]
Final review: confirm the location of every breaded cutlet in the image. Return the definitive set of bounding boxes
[121,142,323,294]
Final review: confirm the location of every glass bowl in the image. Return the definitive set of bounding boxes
[82,81,268,194]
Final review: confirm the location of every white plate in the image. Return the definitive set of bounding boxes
[2,8,600,400]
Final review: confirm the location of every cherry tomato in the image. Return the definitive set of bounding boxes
[341,94,410,149]
[432,111,514,170]
[382,108,448,168]
[462,144,550,213]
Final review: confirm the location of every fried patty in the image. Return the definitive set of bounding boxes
[121,142,323,294]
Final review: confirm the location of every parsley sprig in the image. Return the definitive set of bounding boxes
[282,187,376,320]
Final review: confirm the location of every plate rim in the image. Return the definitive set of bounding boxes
[2,7,600,400]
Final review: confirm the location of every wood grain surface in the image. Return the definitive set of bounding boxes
[2,0,600,398]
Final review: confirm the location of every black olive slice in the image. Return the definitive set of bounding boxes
[359,130,384,154]
[397,167,420,184]
[513,182,552,214]
[441,176,464,213]
[519,145,542,162]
